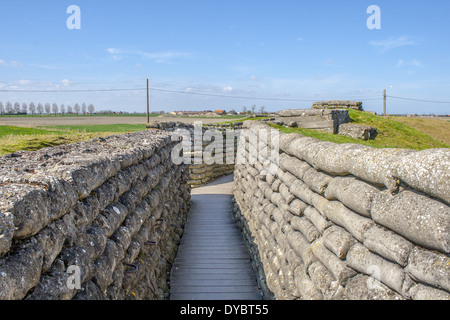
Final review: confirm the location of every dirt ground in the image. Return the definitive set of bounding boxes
[0,116,230,127]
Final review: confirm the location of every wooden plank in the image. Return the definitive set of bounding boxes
[170,279,257,287]
[170,285,260,294]
[170,272,256,281]
[170,292,262,300]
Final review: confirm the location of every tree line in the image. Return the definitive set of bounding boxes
[0,101,95,116]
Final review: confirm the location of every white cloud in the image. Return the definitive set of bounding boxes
[411,59,423,67]
[9,60,22,67]
[223,86,233,92]
[106,48,189,64]
[61,79,72,87]
[136,50,189,62]
[0,60,22,67]
[17,79,31,85]
[106,48,120,54]
[106,48,123,61]
[370,36,417,52]
[29,63,60,70]
[397,59,423,68]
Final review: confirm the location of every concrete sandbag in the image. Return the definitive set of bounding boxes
[303,206,331,233]
[322,225,356,260]
[325,176,380,217]
[389,148,450,204]
[293,265,323,300]
[363,225,413,267]
[310,238,356,285]
[347,243,407,296]
[405,247,450,292]
[324,201,373,242]
[291,216,321,243]
[371,190,450,253]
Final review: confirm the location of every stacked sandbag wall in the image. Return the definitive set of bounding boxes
[188,164,235,187]
[0,130,191,300]
[233,121,449,300]
[156,122,240,188]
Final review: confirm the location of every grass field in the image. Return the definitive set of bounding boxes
[386,116,450,146]
[40,124,147,133]
[0,123,148,156]
[0,112,448,156]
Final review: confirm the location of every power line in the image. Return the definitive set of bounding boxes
[387,95,450,104]
[0,88,146,93]
[1,84,446,104]
[0,86,341,102]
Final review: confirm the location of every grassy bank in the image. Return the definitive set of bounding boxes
[0,124,144,156]
[271,110,449,150]
[0,131,113,156]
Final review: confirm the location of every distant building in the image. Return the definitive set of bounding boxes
[214,110,226,115]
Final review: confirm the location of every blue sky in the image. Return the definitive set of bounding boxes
[1,0,449,114]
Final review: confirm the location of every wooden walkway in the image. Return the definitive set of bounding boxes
[169,175,262,300]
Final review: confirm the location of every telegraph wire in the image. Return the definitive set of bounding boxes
[387,95,450,104]
[0,88,146,93]
[1,83,448,104]
[0,86,382,102]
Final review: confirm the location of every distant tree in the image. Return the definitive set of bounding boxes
[74,103,80,115]
[259,106,266,114]
[37,103,44,115]
[242,106,247,113]
[82,103,87,114]
[67,105,73,114]
[52,103,59,116]
[5,102,12,114]
[14,102,21,114]
[60,104,65,115]
[250,105,256,114]
[22,103,28,114]
[45,103,51,115]
[88,104,95,114]
[29,102,36,115]
[0,102,3,116]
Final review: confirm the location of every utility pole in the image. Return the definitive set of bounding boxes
[147,78,150,124]
[383,89,387,116]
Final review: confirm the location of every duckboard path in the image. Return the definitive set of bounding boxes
[169,174,262,300]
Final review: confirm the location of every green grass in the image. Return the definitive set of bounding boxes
[0,113,161,118]
[40,124,147,133]
[0,125,64,137]
[0,124,145,156]
[0,132,112,156]
[270,110,449,150]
